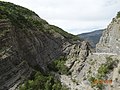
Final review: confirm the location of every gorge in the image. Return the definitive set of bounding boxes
[0,1,120,90]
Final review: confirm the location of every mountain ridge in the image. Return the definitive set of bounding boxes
[78,29,104,48]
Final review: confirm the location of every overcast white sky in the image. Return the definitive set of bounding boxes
[5,0,120,34]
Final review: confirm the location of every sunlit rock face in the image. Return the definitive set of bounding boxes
[96,18,120,54]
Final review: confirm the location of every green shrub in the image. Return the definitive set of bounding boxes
[48,57,69,75]
[88,76,95,84]
[96,83,104,90]
[98,64,108,77]
[97,57,117,78]
[19,71,68,90]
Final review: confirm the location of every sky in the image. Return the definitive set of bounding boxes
[4,0,120,35]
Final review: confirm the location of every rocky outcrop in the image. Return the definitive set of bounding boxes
[65,41,92,77]
[94,15,120,90]
[61,53,120,90]
[60,15,120,90]
[58,41,93,90]
[96,17,120,54]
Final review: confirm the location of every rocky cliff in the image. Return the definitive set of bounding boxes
[59,14,120,90]
[0,1,91,90]
[96,15,120,54]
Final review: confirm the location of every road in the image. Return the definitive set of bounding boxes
[93,53,117,55]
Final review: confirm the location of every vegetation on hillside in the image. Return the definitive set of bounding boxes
[19,57,70,90]
[0,1,80,42]
[48,56,70,75]
[50,25,80,41]
[89,56,119,90]
[19,71,68,90]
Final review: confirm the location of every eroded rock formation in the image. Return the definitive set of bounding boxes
[96,17,120,54]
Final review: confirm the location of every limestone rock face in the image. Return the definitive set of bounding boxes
[61,53,120,90]
[96,18,120,54]
[60,16,120,90]
[65,41,91,77]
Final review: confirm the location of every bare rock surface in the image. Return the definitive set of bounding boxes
[96,18,120,54]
